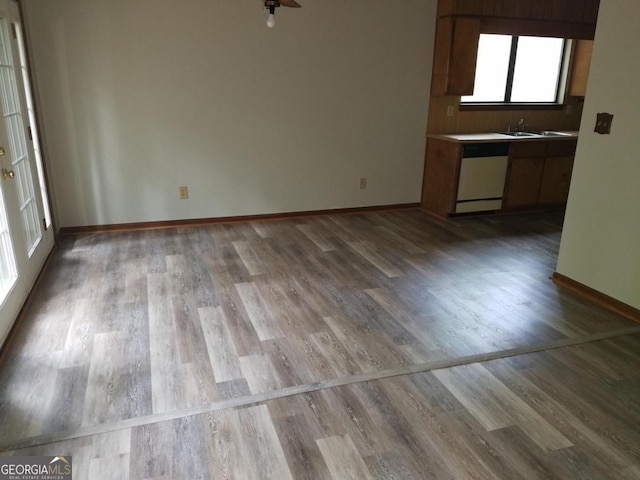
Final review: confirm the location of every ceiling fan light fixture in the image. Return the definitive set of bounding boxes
[267,11,276,28]
[264,0,300,28]
[265,1,278,28]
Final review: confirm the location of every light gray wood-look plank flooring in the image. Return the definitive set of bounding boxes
[5,334,640,479]
[1,209,640,478]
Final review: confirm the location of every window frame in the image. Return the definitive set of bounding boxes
[461,34,569,108]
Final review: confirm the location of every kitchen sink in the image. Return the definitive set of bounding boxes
[497,130,572,138]
[497,131,538,137]
[534,131,572,137]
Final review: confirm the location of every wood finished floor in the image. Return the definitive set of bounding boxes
[1,209,639,478]
[5,334,640,479]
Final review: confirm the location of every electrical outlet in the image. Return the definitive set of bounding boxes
[359,178,367,189]
[446,105,455,117]
[179,186,189,199]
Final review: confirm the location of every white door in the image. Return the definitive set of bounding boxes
[0,0,54,345]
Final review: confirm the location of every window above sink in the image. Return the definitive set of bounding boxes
[461,34,567,106]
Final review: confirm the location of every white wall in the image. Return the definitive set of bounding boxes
[22,0,436,227]
[557,0,640,309]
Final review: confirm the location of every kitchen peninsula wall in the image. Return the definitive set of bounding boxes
[427,0,599,135]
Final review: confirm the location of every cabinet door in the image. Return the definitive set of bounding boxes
[539,156,574,204]
[431,18,453,96]
[447,17,481,95]
[568,40,593,97]
[422,139,462,216]
[431,17,480,96]
[504,157,545,208]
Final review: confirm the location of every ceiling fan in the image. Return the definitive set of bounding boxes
[264,0,301,28]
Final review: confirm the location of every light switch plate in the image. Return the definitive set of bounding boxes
[594,112,613,134]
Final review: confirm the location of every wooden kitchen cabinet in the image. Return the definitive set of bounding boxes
[568,39,594,97]
[423,136,577,217]
[504,158,545,208]
[437,0,600,28]
[504,142,546,208]
[539,140,577,204]
[431,16,481,96]
[422,138,462,216]
[430,1,598,98]
[504,139,577,208]
[539,157,574,204]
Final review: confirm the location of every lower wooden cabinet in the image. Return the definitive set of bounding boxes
[539,156,574,204]
[504,139,576,209]
[504,142,546,208]
[421,138,462,217]
[538,139,577,204]
[504,157,545,208]
[422,137,577,217]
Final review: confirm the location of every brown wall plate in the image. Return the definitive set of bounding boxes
[594,112,613,134]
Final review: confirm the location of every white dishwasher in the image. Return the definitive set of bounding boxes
[455,142,510,214]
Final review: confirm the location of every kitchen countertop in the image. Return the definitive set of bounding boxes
[427,131,579,143]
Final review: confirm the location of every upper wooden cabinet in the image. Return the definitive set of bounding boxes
[568,39,594,97]
[431,16,481,96]
[430,0,600,98]
[434,0,599,42]
[438,0,600,26]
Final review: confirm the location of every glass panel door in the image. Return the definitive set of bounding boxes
[0,181,17,300]
[0,0,55,345]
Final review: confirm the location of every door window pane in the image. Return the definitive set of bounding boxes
[15,23,51,228]
[0,185,17,301]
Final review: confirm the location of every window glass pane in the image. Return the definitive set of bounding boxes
[15,23,52,228]
[461,34,511,103]
[511,36,564,102]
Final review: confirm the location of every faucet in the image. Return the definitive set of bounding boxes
[508,118,527,132]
